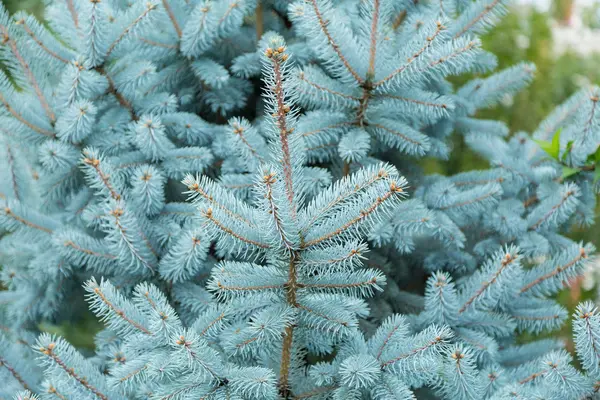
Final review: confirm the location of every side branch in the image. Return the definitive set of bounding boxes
[162,0,182,38]
[268,50,297,215]
[302,183,403,248]
[453,0,502,38]
[520,247,587,294]
[203,208,270,249]
[91,287,152,334]
[0,94,55,137]
[0,356,31,391]
[15,19,70,63]
[374,22,444,87]
[39,343,110,400]
[0,25,56,123]
[308,0,364,84]
[458,253,517,313]
[106,3,157,58]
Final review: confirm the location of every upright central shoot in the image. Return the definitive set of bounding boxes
[183,33,407,398]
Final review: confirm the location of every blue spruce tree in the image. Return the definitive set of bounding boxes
[1,0,600,399]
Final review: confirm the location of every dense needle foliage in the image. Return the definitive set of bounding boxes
[1,0,600,399]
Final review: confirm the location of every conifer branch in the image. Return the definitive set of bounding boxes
[118,364,148,384]
[297,72,361,101]
[216,281,285,292]
[5,143,19,201]
[453,0,502,38]
[367,0,380,80]
[392,10,406,30]
[15,18,70,63]
[375,320,405,361]
[380,93,451,109]
[374,21,444,87]
[301,166,393,235]
[297,277,379,291]
[199,312,226,336]
[39,343,110,400]
[47,384,68,400]
[202,208,269,249]
[3,206,54,233]
[95,67,138,121]
[139,38,178,49]
[520,247,588,294]
[90,286,152,335]
[382,336,446,367]
[279,253,298,398]
[518,370,546,385]
[0,26,56,123]
[162,0,182,38]
[458,253,517,313]
[267,46,296,215]
[438,189,497,210]
[110,209,157,273]
[262,172,295,249]
[65,0,78,29]
[232,122,264,162]
[106,2,158,58]
[302,122,352,138]
[63,240,116,260]
[293,385,338,399]
[82,154,122,200]
[0,356,31,392]
[187,180,256,227]
[302,183,403,248]
[528,189,577,231]
[0,94,55,137]
[308,0,364,84]
[296,302,350,327]
[255,1,264,39]
[425,40,478,70]
[174,335,220,380]
[368,122,424,145]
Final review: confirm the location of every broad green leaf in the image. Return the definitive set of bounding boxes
[562,166,580,179]
[594,165,600,183]
[533,128,561,160]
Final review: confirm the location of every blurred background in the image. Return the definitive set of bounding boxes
[2,0,600,352]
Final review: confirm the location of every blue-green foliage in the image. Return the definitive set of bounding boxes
[1,0,600,399]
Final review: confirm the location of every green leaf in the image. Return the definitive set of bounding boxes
[594,165,600,183]
[562,140,574,162]
[533,128,561,160]
[562,166,580,179]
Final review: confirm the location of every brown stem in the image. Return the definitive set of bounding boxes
[40,344,109,400]
[162,0,182,38]
[5,143,19,201]
[0,356,31,391]
[342,162,350,177]
[458,253,517,313]
[3,206,53,233]
[65,0,79,28]
[106,3,157,58]
[453,0,501,38]
[92,286,152,334]
[309,0,363,84]
[367,0,380,79]
[0,25,56,123]
[279,252,299,398]
[520,247,587,294]
[255,0,264,39]
[17,19,69,63]
[95,67,138,122]
[0,94,55,137]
